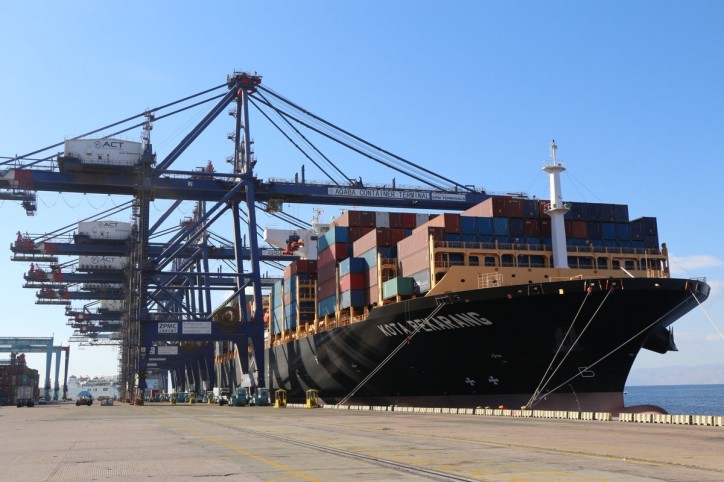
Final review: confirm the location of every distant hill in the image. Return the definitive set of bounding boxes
[627,364,724,386]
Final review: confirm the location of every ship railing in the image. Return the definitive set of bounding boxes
[434,239,663,257]
[434,260,466,268]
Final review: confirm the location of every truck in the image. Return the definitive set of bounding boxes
[251,388,270,406]
[230,388,251,407]
[213,387,230,405]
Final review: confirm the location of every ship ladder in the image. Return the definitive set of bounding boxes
[335,296,452,407]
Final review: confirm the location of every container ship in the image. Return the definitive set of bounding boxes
[262,146,710,414]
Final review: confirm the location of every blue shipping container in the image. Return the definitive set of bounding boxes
[339,290,366,309]
[615,223,631,240]
[339,257,366,276]
[493,217,509,236]
[508,218,524,237]
[409,269,431,294]
[460,216,477,234]
[476,217,494,235]
[602,222,616,240]
[318,226,350,252]
[318,295,336,317]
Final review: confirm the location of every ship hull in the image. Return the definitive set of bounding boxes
[265,277,709,413]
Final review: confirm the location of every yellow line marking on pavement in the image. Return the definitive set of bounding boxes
[158,417,319,482]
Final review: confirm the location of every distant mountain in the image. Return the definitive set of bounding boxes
[627,364,724,386]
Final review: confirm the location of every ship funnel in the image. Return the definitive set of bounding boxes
[543,140,569,269]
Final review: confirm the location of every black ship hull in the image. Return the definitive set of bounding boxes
[265,277,709,413]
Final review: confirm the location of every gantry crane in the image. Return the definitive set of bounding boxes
[0,72,491,401]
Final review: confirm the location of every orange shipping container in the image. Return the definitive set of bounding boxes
[353,228,393,255]
[462,196,512,218]
[427,213,461,234]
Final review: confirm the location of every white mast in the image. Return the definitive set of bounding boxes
[543,140,569,269]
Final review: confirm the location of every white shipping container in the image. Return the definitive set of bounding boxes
[416,213,431,226]
[82,283,123,290]
[100,300,125,311]
[78,255,129,271]
[65,138,142,166]
[78,220,132,240]
[375,211,390,228]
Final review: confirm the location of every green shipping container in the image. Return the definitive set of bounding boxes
[382,277,414,299]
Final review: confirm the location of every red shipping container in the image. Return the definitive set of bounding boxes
[339,272,366,291]
[359,211,376,227]
[524,219,541,237]
[540,219,552,237]
[506,198,525,217]
[285,258,317,277]
[390,228,407,245]
[317,262,337,283]
[570,220,588,239]
[331,242,350,260]
[348,226,375,242]
[389,212,404,229]
[317,247,335,267]
[401,212,417,229]
[295,259,317,274]
[318,243,350,266]
[317,278,337,299]
[335,210,377,227]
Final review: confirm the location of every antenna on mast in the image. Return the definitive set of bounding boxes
[550,139,558,164]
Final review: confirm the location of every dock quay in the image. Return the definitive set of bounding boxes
[1,402,722,481]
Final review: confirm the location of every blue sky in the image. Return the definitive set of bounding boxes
[0,1,722,384]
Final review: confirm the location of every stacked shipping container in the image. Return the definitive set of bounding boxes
[271,201,659,326]
[0,355,40,406]
[395,196,659,293]
[317,210,433,315]
[456,196,656,249]
[271,259,318,335]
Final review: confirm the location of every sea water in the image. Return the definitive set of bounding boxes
[624,384,724,416]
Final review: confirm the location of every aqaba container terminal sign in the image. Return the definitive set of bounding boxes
[327,187,466,202]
